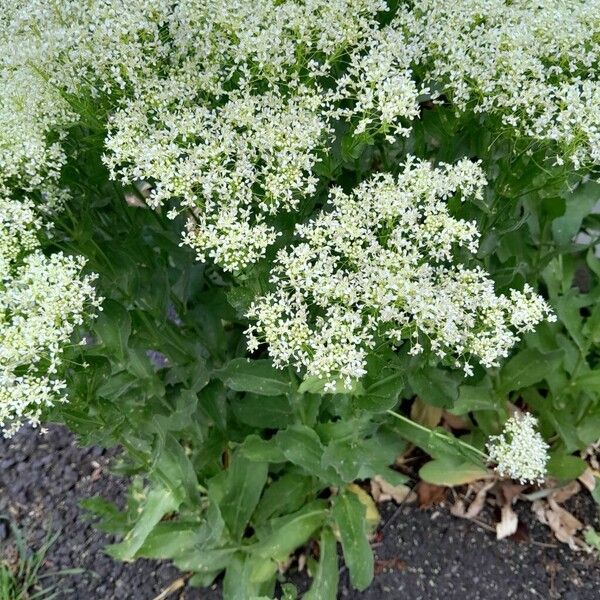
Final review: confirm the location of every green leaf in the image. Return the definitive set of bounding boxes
[356,367,403,413]
[135,521,201,559]
[554,294,588,352]
[93,299,131,361]
[584,528,600,552]
[96,370,139,400]
[331,491,374,591]
[322,433,404,483]
[452,379,500,415]
[107,486,179,560]
[253,472,314,524]
[252,503,327,562]
[231,394,293,428]
[80,496,125,534]
[197,381,227,431]
[499,349,563,394]
[552,180,600,246]
[573,370,600,390]
[408,367,459,408]
[388,414,464,460]
[298,375,364,396]
[240,435,286,463]
[592,477,600,506]
[303,528,339,600]
[577,414,600,445]
[215,358,291,397]
[546,452,587,480]
[174,546,239,572]
[155,434,201,505]
[223,554,275,600]
[281,583,298,600]
[220,452,268,541]
[419,456,490,486]
[275,425,340,484]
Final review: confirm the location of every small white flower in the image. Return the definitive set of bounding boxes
[0,194,100,437]
[247,158,553,385]
[487,413,550,485]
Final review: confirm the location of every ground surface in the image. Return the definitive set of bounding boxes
[0,425,598,599]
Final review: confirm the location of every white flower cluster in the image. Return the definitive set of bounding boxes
[487,413,549,484]
[3,1,600,271]
[397,0,600,168]
[0,196,101,436]
[100,0,392,270]
[328,23,425,139]
[0,0,430,270]
[0,31,74,194]
[247,158,554,387]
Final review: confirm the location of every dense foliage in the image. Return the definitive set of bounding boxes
[1,1,600,597]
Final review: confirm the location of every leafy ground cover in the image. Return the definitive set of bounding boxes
[1,425,598,599]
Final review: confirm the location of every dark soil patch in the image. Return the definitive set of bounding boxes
[1,425,599,599]
[0,425,217,599]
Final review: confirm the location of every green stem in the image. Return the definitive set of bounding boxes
[386,409,490,461]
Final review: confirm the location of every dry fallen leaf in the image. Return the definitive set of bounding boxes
[497,481,526,505]
[348,483,380,531]
[90,466,103,482]
[508,520,530,544]
[442,410,470,431]
[370,475,417,505]
[411,397,443,428]
[532,494,586,551]
[450,498,467,518]
[416,481,447,508]
[450,480,495,520]
[546,497,584,550]
[578,468,597,493]
[297,553,306,573]
[466,480,496,518]
[551,480,581,504]
[496,503,519,540]
[374,557,407,575]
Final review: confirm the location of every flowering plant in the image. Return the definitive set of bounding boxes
[1,1,599,597]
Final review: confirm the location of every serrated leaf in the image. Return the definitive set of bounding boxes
[215,358,291,396]
[303,528,338,600]
[331,491,374,591]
